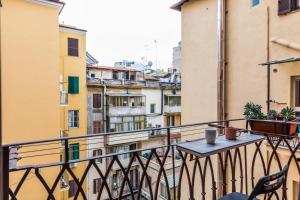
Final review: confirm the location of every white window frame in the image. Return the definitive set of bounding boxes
[93,149,103,164]
[68,110,79,128]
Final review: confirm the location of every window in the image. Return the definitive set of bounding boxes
[167,115,175,127]
[93,149,102,163]
[109,96,144,107]
[91,73,95,78]
[68,76,79,94]
[68,180,78,197]
[68,110,79,128]
[68,38,79,57]
[93,178,101,194]
[60,91,68,105]
[295,79,300,107]
[69,143,80,160]
[93,121,102,133]
[278,0,300,15]
[93,93,101,108]
[109,116,145,132]
[113,71,118,80]
[251,0,260,7]
[129,169,139,189]
[150,104,156,113]
[160,182,167,199]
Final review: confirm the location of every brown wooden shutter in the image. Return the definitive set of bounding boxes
[93,94,101,108]
[93,121,102,133]
[295,80,300,107]
[278,0,292,15]
[68,38,79,56]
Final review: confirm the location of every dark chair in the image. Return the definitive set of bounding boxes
[219,165,288,200]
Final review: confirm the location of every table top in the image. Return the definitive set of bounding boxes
[176,133,264,158]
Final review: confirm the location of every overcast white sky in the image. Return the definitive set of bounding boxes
[59,0,181,70]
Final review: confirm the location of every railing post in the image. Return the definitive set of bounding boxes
[1,146,9,200]
[64,139,69,164]
[172,145,176,200]
[167,128,171,146]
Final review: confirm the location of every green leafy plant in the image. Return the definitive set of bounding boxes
[243,102,265,119]
[280,106,295,121]
[267,110,278,120]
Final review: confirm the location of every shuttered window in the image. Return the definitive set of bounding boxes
[93,149,102,163]
[93,93,101,108]
[68,38,79,57]
[93,178,101,194]
[93,121,102,134]
[68,76,79,94]
[295,79,300,107]
[279,0,291,15]
[69,143,80,160]
[150,104,156,113]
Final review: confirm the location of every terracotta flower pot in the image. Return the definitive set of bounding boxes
[249,119,297,136]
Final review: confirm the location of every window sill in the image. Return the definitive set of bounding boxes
[279,8,300,16]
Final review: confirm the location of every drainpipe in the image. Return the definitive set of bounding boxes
[217,0,226,122]
[0,2,3,200]
[267,7,270,112]
[217,0,226,198]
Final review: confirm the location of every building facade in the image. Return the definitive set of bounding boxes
[1,1,88,199]
[86,65,181,199]
[173,0,300,199]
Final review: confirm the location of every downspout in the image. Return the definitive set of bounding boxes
[0,2,3,200]
[217,0,226,122]
[267,7,270,112]
[217,0,226,199]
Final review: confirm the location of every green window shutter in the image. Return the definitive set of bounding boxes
[150,104,155,113]
[68,76,79,94]
[69,143,79,160]
[73,143,79,160]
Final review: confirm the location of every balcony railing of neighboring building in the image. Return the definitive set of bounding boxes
[1,119,300,200]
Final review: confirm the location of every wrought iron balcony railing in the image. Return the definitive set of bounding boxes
[1,119,299,200]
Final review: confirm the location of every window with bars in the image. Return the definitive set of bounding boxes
[68,180,78,197]
[278,0,300,15]
[93,178,101,194]
[68,38,79,57]
[68,110,79,128]
[93,149,102,163]
[93,93,101,108]
[93,121,102,134]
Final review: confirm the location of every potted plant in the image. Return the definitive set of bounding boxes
[244,102,298,136]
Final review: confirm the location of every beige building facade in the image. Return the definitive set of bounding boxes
[174,0,300,199]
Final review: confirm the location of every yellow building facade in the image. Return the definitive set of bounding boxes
[175,0,300,199]
[1,0,87,199]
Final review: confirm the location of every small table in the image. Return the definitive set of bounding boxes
[175,133,265,200]
[177,133,265,158]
